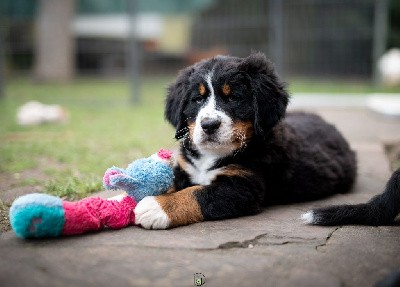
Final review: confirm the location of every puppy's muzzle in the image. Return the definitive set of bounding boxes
[201,117,221,135]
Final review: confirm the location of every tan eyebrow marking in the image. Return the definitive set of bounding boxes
[222,83,231,96]
[199,83,206,96]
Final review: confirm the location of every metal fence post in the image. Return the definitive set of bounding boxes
[268,0,284,77]
[127,0,141,104]
[372,0,389,87]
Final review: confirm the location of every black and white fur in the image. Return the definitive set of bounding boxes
[134,53,399,229]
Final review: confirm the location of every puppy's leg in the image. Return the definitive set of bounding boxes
[135,174,261,229]
[135,186,202,229]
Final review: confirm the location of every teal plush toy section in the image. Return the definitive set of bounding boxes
[10,193,65,239]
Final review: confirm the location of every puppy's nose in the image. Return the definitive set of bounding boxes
[201,117,221,135]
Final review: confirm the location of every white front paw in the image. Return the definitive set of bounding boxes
[134,196,171,229]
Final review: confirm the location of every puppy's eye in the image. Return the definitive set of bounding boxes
[193,95,204,104]
[227,94,239,102]
[193,83,207,104]
[221,83,238,102]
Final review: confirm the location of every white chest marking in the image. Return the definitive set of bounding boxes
[185,155,222,186]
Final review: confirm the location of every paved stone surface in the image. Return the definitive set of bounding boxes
[1,104,400,287]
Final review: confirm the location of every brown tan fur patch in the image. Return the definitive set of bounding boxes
[199,83,206,96]
[222,83,231,96]
[156,186,203,227]
[220,165,253,178]
[176,153,189,176]
[232,121,253,149]
[187,121,196,141]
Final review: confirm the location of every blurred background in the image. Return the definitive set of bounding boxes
[1,0,400,91]
[0,0,399,212]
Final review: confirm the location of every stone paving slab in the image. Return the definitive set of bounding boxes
[1,106,400,287]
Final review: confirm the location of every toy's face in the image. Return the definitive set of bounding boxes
[104,153,174,202]
[126,158,174,193]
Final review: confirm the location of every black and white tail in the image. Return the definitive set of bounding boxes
[302,168,400,226]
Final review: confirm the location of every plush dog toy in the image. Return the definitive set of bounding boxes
[9,149,174,239]
[103,149,174,201]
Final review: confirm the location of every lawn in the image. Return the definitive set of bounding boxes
[0,77,177,201]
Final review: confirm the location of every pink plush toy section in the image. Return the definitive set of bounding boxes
[62,196,137,235]
[157,149,173,160]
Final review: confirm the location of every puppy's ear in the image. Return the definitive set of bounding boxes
[165,66,194,139]
[239,52,289,137]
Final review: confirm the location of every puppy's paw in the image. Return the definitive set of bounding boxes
[134,196,171,229]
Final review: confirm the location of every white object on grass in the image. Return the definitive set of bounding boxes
[17,101,68,126]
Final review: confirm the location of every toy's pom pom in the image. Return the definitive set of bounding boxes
[150,148,174,167]
[10,193,65,238]
[157,149,173,160]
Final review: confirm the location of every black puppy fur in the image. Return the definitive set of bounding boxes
[163,53,360,225]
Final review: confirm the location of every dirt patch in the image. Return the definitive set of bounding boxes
[0,171,46,234]
[0,200,10,233]
[0,157,70,234]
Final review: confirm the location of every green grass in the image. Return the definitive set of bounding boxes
[0,77,176,199]
[0,76,399,200]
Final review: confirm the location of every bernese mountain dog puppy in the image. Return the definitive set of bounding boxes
[135,52,400,229]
